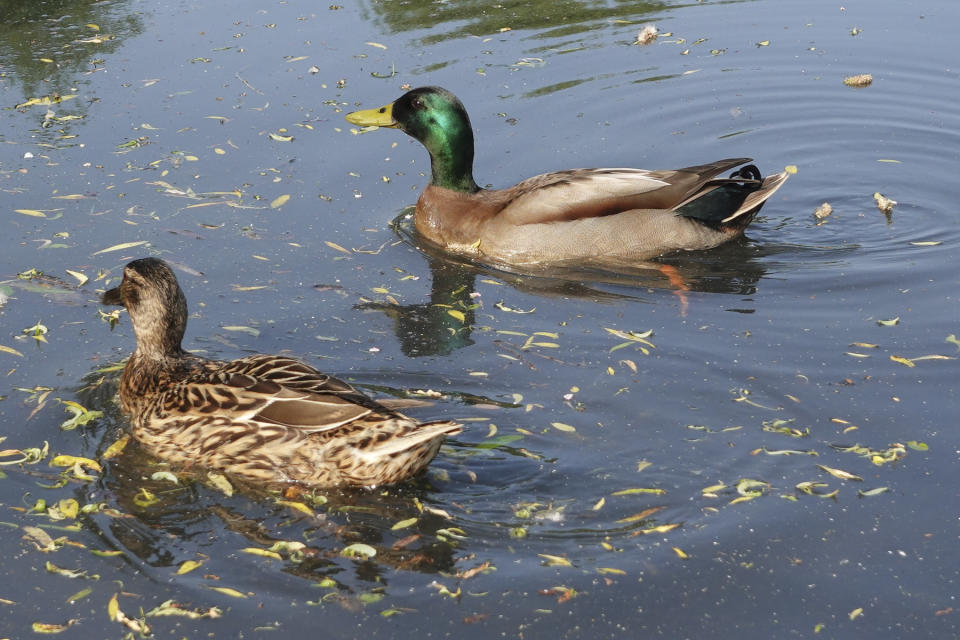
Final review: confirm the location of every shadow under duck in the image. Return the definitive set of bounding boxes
[345,86,789,270]
[101,257,461,488]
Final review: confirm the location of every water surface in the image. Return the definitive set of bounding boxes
[1,0,957,637]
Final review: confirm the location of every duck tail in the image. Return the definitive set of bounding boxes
[719,168,789,224]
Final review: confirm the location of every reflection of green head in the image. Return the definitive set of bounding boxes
[348,87,480,193]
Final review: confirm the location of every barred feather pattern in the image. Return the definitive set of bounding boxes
[104,258,461,488]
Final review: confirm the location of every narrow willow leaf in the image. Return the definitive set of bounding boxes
[16,209,47,217]
[0,345,24,357]
[817,464,862,481]
[672,547,689,559]
[550,422,576,433]
[65,270,88,285]
[596,567,626,575]
[611,487,666,496]
[889,355,915,367]
[270,194,290,209]
[391,517,418,531]
[858,487,890,497]
[538,554,572,567]
[206,586,248,598]
[275,499,314,516]
[324,240,352,255]
[241,547,283,560]
[92,240,149,255]
[447,309,465,323]
[876,317,899,326]
[176,559,203,575]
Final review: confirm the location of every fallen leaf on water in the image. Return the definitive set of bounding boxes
[813,202,832,220]
[92,240,149,255]
[0,345,24,357]
[889,355,915,368]
[65,270,88,285]
[16,209,48,217]
[817,464,862,481]
[341,543,377,559]
[857,487,889,498]
[874,192,896,213]
[611,487,666,496]
[550,422,576,433]
[672,547,689,559]
[177,560,203,576]
[876,317,899,326]
[270,194,290,209]
[206,586,249,598]
[324,240,352,255]
[538,554,573,567]
[843,74,872,87]
[241,547,283,560]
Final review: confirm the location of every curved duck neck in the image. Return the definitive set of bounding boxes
[422,118,480,193]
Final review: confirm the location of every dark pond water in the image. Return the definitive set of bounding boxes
[1,0,958,637]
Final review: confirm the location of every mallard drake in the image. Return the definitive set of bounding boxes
[101,257,461,488]
[345,86,789,269]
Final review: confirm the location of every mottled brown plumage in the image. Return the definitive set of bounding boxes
[101,258,461,488]
[345,86,789,269]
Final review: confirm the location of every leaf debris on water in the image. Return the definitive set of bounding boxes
[874,192,896,214]
[843,74,872,87]
[817,464,863,481]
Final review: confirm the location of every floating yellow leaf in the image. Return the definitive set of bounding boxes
[16,209,47,217]
[551,422,576,433]
[65,270,88,286]
[241,547,283,560]
[611,487,666,496]
[672,547,689,559]
[366,41,388,49]
[596,567,626,575]
[101,435,127,461]
[889,355,915,368]
[275,499,313,516]
[176,559,203,575]
[391,517,418,530]
[876,317,899,326]
[92,240,149,255]
[849,607,863,620]
[52,194,88,200]
[817,464,862,481]
[268,132,294,142]
[538,554,572,567]
[33,621,76,633]
[0,345,24,357]
[270,194,290,209]
[341,543,377,559]
[616,506,665,523]
[206,586,248,598]
[592,497,605,511]
[631,522,681,536]
[50,455,102,472]
[324,240,352,255]
[447,309,466,323]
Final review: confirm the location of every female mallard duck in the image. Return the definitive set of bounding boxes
[345,86,789,269]
[101,257,461,488]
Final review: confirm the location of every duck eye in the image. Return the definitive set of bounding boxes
[411,97,424,110]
